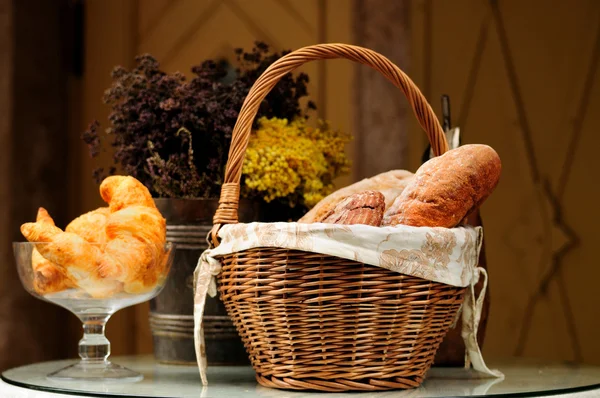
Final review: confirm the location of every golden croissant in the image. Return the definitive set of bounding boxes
[66,207,110,245]
[21,175,167,298]
[100,176,155,212]
[21,220,122,298]
[30,208,76,294]
[99,177,166,293]
[100,205,167,294]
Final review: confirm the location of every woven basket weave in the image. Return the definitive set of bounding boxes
[211,44,466,392]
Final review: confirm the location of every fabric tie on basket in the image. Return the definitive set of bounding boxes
[193,250,221,386]
[462,267,504,378]
[193,222,504,385]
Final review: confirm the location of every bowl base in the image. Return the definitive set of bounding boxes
[47,361,143,383]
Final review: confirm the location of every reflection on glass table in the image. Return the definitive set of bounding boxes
[2,356,600,397]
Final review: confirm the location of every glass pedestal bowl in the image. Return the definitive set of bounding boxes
[13,241,175,383]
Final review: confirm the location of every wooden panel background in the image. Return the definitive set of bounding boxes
[409,0,600,364]
[0,0,14,370]
[0,0,72,370]
[73,0,600,366]
[353,0,413,178]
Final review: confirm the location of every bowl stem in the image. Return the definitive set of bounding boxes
[79,315,111,363]
[46,314,143,382]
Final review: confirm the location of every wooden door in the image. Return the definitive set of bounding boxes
[410,0,600,365]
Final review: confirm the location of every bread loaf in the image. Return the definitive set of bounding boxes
[322,190,385,226]
[383,144,501,228]
[299,170,414,223]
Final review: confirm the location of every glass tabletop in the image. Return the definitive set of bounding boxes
[2,356,600,397]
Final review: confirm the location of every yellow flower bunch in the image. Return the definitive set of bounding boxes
[242,117,351,208]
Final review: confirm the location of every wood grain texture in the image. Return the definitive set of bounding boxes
[410,0,600,365]
[0,0,14,371]
[0,0,71,371]
[80,0,144,358]
[0,0,11,246]
[353,0,412,179]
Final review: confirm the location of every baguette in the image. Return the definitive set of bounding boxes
[383,144,501,228]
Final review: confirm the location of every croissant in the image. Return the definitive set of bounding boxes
[98,177,167,294]
[21,175,167,297]
[36,207,54,225]
[65,207,109,245]
[100,176,155,212]
[21,221,122,298]
[31,208,75,294]
[99,206,166,292]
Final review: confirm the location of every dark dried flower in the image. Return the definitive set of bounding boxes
[83,42,316,200]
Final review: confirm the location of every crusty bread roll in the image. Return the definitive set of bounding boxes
[383,144,501,228]
[322,190,385,226]
[299,170,414,223]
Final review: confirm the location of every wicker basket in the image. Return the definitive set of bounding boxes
[210,44,466,392]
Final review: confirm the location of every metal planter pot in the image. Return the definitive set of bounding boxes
[150,198,262,365]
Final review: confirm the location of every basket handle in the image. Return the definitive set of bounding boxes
[212,43,448,237]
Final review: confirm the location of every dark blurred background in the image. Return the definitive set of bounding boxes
[0,0,598,371]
